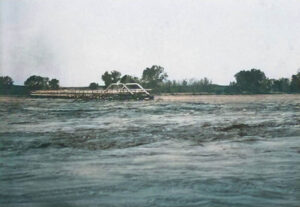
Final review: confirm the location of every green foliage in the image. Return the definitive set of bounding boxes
[120,75,140,84]
[0,85,29,95]
[0,76,13,89]
[2,66,298,96]
[24,75,50,90]
[270,78,290,93]
[142,65,168,89]
[158,78,214,93]
[290,72,300,92]
[225,82,239,94]
[234,69,269,93]
[101,70,121,87]
[49,79,59,90]
[89,82,99,90]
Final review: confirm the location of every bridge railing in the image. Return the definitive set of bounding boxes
[104,83,151,95]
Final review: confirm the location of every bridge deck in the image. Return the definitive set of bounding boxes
[30,83,153,100]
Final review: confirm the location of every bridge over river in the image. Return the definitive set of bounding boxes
[30,83,153,100]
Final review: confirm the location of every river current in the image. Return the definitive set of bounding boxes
[1,95,299,207]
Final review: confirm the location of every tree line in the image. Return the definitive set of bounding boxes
[93,66,300,94]
[1,66,300,94]
[0,75,59,93]
[227,69,300,94]
[90,65,168,90]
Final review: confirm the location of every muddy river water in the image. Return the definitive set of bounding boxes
[1,95,300,206]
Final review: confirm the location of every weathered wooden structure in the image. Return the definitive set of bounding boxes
[30,83,153,100]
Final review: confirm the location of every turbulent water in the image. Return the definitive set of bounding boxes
[1,95,300,207]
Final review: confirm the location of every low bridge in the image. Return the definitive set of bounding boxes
[30,83,153,100]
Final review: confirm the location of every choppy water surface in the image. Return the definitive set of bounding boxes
[1,95,300,207]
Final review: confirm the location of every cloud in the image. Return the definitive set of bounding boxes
[1,0,300,86]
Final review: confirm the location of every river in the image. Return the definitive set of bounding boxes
[1,95,299,207]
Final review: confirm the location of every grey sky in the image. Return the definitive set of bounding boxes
[1,0,300,86]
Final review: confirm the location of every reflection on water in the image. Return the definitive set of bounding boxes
[0,95,300,206]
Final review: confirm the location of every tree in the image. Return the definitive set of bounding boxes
[271,78,290,93]
[141,65,168,88]
[0,76,13,89]
[234,69,269,93]
[198,77,212,92]
[89,82,99,90]
[24,75,49,90]
[290,72,300,92]
[49,79,59,90]
[120,75,140,84]
[101,70,121,87]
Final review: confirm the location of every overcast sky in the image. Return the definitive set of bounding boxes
[0,0,300,86]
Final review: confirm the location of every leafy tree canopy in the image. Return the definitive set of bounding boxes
[290,72,300,92]
[120,75,140,84]
[89,82,99,90]
[270,78,290,92]
[234,69,269,93]
[101,70,121,87]
[0,76,13,89]
[49,79,59,90]
[142,65,168,88]
[24,75,49,90]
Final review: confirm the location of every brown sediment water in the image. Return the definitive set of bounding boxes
[156,94,300,103]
